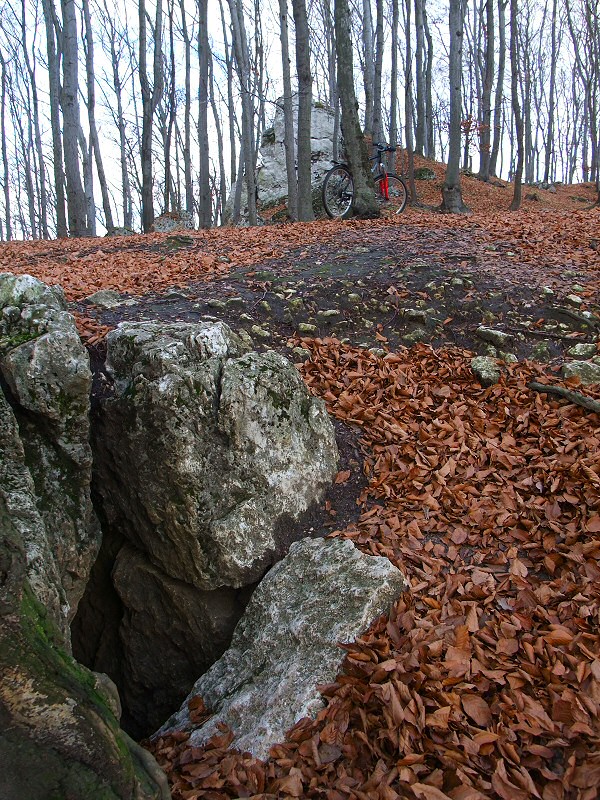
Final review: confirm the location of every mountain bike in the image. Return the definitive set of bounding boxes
[321,143,409,219]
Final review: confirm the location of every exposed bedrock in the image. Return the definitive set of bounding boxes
[75,320,339,736]
[157,537,408,759]
[0,274,168,799]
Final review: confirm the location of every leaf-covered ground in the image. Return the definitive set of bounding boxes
[3,171,599,799]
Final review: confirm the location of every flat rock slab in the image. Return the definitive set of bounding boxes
[157,537,408,759]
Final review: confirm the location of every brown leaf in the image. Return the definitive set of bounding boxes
[461,695,493,727]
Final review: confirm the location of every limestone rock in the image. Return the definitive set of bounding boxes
[157,537,408,759]
[0,273,99,631]
[84,320,339,735]
[151,210,194,233]
[85,289,129,309]
[111,544,249,735]
[0,371,168,796]
[562,360,600,385]
[471,355,501,387]
[95,320,338,591]
[475,326,512,348]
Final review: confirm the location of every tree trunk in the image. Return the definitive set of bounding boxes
[42,0,67,237]
[228,0,257,225]
[139,0,163,232]
[362,0,375,138]
[415,0,426,155]
[105,4,133,229]
[424,6,434,157]
[198,0,212,227]
[0,56,11,240]
[542,0,557,184]
[178,0,194,214]
[278,0,298,220]
[478,0,494,180]
[509,0,524,209]
[440,0,469,212]
[372,0,384,145]
[292,0,314,221]
[389,0,399,168]
[334,0,379,218]
[61,0,88,236]
[404,0,417,202]
[82,0,113,232]
[489,0,506,176]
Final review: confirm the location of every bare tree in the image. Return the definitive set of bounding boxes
[139,0,163,232]
[478,0,494,180]
[61,0,88,235]
[228,0,257,225]
[509,0,524,209]
[292,0,314,221]
[440,0,469,212]
[198,0,212,227]
[278,0,298,220]
[334,0,379,218]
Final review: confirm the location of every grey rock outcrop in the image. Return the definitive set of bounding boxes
[0,274,168,800]
[95,320,338,590]
[562,359,600,385]
[157,537,408,759]
[83,320,339,735]
[225,96,341,221]
[471,355,501,387]
[0,273,100,633]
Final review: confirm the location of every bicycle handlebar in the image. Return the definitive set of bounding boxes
[372,142,400,152]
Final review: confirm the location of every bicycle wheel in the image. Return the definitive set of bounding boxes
[375,172,408,214]
[322,165,354,219]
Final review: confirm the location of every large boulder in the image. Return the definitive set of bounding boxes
[94,320,338,590]
[0,273,100,635]
[225,96,342,220]
[0,281,169,798]
[80,320,339,735]
[156,537,408,759]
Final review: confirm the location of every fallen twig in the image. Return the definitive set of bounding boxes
[528,381,600,413]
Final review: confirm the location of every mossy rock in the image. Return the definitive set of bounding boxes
[0,512,169,799]
[414,166,436,181]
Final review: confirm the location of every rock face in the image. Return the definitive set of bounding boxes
[225,96,341,221]
[0,273,100,634]
[257,97,340,208]
[157,537,408,759]
[81,320,339,735]
[0,274,169,800]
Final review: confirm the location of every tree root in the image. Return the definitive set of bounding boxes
[528,381,600,413]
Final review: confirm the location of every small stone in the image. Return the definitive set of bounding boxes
[531,342,552,362]
[565,294,583,307]
[85,289,127,309]
[226,297,245,308]
[471,356,501,387]
[287,298,304,313]
[292,347,311,361]
[239,313,253,322]
[567,343,597,359]
[207,299,227,310]
[402,308,427,323]
[562,360,600,385]
[258,301,272,314]
[499,352,518,364]
[476,326,512,348]
[250,325,271,339]
[572,284,586,293]
[402,328,428,344]
[316,309,340,319]
[369,347,386,356]
[237,329,254,349]
[347,293,361,304]
[541,286,554,297]
[298,322,317,334]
